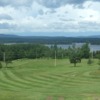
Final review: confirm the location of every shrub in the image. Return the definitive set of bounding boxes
[98,59,100,65]
[87,58,93,65]
[0,62,2,69]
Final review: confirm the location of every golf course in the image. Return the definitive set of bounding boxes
[0,59,100,100]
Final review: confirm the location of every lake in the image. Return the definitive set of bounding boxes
[4,43,100,51]
[46,43,100,51]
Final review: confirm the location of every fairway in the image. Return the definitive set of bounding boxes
[0,59,100,100]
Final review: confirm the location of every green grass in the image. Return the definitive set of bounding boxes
[0,59,100,100]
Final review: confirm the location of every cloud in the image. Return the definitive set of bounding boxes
[45,9,56,15]
[0,0,100,33]
[0,0,33,7]
[0,23,15,29]
[0,0,99,8]
[0,14,13,20]
[36,0,100,8]
[38,9,44,15]
[78,21,100,31]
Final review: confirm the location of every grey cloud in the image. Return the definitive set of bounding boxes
[79,21,100,30]
[45,9,56,14]
[37,0,87,8]
[95,0,100,2]
[0,0,99,8]
[0,14,13,20]
[60,18,75,21]
[38,9,44,15]
[28,10,44,18]
[0,0,33,7]
[79,15,93,19]
[46,22,79,30]
[36,0,100,9]
[90,15,93,18]
[0,1,9,6]
[49,21,100,31]
[79,22,96,26]
[38,0,100,9]
[0,23,16,29]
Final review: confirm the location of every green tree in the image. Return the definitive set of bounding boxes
[98,59,100,65]
[68,44,82,67]
[81,43,90,59]
[87,50,94,65]
[87,58,93,65]
[0,62,2,69]
[50,44,58,59]
[5,52,12,67]
[98,58,100,70]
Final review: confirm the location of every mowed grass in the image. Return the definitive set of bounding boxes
[0,59,100,100]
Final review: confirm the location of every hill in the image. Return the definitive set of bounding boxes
[0,34,100,44]
[0,34,18,37]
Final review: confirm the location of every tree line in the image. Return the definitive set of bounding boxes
[0,43,100,67]
[0,44,68,61]
[0,36,100,45]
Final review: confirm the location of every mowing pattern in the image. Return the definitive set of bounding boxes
[0,59,100,100]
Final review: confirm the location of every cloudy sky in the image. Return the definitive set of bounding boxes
[0,0,100,36]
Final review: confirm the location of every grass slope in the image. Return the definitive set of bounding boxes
[0,59,100,100]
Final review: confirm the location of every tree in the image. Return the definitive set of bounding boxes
[87,50,94,65]
[81,43,90,59]
[5,61,12,67]
[0,62,2,69]
[0,50,3,61]
[50,44,58,59]
[68,44,82,67]
[98,59,100,66]
[87,57,93,65]
[4,52,12,67]
[98,58,100,70]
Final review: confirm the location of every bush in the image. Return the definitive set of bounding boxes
[0,62,2,69]
[5,60,12,68]
[87,58,93,65]
[98,59,100,65]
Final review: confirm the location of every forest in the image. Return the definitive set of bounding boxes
[0,35,100,44]
[0,43,100,63]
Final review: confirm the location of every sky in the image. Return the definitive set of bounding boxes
[0,0,100,36]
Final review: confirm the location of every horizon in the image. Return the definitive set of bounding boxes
[0,32,100,37]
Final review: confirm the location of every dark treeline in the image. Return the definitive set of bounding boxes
[0,36,100,44]
[93,51,100,59]
[0,44,68,61]
[0,44,100,63]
